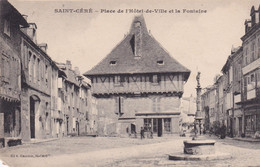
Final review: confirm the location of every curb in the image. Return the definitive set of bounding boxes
[22,138,59,145]
[168,152,232,161]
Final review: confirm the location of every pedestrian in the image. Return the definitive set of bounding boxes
[140,127,145,139]
[220,124,226,139]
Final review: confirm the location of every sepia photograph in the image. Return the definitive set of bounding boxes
[0,0,260,166]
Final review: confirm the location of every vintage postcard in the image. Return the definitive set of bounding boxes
[0,0,260,166]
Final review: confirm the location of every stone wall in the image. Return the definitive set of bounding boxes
[96,95,181,136]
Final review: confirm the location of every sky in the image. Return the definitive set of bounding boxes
[10,0,260,97]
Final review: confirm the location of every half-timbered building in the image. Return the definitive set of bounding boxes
[84,15,190,137]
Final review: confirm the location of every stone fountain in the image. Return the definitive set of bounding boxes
[168,72,231,161]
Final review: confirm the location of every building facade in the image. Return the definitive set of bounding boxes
[19,20,60,141]
[57,61,97,137]
[201,85,217,131]
[202,5,260,138]
[0,0,28,146]
[84,15,190,137]
[0,1,97,146]
[241,6,260,137]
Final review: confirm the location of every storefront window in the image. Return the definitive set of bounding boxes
[144,118,152,132]
[164,118,171,132]
[245,115,256,132]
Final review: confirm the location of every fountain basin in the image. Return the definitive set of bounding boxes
[183,139,216,155]
[168,139,231,161]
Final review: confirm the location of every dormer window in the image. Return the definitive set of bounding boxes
[135,21,141,28]
[4,18,10,37]
[110,60,117,65]
[157,60,164,65]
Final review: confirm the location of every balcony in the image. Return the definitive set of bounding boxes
[234,94,241,104]
[242,58,260,75]
[247,89,256,100]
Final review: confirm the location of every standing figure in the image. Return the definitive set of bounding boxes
[196,72,201,87]
[140,127,145,139]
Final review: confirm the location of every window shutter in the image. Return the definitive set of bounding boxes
[114,97,119,114]
[120,97,124,114]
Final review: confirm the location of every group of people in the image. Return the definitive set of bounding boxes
[140,127,153,139]
[209,123,227,139]
[126,126,153,139]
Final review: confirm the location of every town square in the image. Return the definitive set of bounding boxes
[0,0,260,166]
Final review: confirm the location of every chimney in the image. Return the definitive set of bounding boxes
[256,9,259,24]
[26,23,37,43]
[66,60,72,70]
[250,6,256,26]
[74,67,80,76]
[134,21,142,57]
[245,19,251,33]
[38,43,48,53]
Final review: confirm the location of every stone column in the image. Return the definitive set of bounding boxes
[195,72,203,135]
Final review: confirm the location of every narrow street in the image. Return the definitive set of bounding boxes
[1,135,260,167]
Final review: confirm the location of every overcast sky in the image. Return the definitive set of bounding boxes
[10,0,259,97]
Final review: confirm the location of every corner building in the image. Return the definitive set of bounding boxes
[241,6,260,137]
[0,0,28,146]
[84,16,190,137]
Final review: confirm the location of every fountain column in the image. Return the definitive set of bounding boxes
[195,72,203,136]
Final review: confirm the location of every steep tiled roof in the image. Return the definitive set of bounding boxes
[1,0,29,27]
[84,15,190,81]
[56,62,80,87]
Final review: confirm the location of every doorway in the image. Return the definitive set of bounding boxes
[131,123,136,133]
[158,118,162,137]
[239,117,242,136]
[76,121,79,136]
[30,97,35,138]
[30,95,40,139]
[66,116,69,135]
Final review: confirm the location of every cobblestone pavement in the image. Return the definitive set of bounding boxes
[0,135,260,167]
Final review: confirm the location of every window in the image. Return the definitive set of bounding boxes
[114,75,121,85]
[157,60,164,65]
[251,74,255,83]
[251,42,255,61]
[28,51,32,81]
[110,61,116,65]
[245,115,256,131]
[37,59,40,82]
[24,46,28,68]
[33,55,36,83]
[257,70,260,88]
[244,47,248,66]
[45,64,48,85]
[144,118,152,132]
[85,112,89,121]
[135,21,141,27]
[258,38,260,58]
[1,54,10,83]
[151,74,160,84]
[164,118,171,132]
[152,98,161,112]
[85,97,88,106]
[4,19,10,36]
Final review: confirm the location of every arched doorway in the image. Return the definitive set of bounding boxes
[30,95,40,139]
